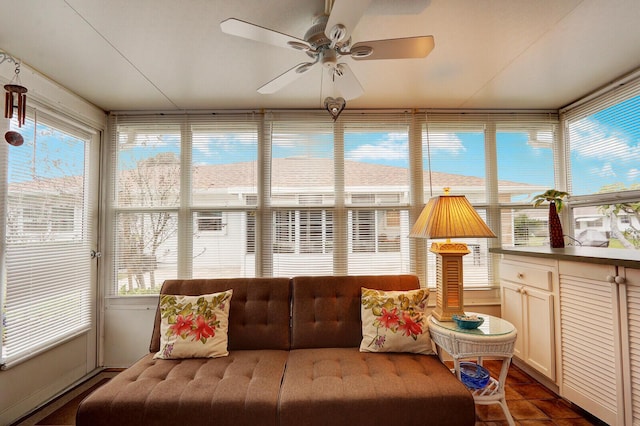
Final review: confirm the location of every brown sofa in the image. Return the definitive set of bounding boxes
[77,275,475,426]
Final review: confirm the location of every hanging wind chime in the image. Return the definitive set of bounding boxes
[3,57,27,146]
[5,61,27,126]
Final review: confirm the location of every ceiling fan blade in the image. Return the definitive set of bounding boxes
[333,63,364,100]
[351,36,435,60]
[258,62,317,94]
[325,0,374,44]
[220,18,311,51]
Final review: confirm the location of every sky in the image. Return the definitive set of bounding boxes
[7,94,639,199]
[568,95,640,195]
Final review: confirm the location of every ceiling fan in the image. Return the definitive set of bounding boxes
[220,0,435,100]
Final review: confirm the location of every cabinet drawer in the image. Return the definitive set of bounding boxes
[501,262,552,291]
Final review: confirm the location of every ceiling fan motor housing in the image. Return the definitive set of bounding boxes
[304,15,331,49]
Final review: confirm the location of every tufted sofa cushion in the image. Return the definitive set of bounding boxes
[290,274,420,349]
[278,347,476,426]
[150,278,291,353]
[77,350,289,426]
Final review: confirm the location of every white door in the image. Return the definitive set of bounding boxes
[1,112,99,368]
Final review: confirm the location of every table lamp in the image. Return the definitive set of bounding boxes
[410,188,496,321]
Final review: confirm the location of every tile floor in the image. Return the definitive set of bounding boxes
[471,360,607,425]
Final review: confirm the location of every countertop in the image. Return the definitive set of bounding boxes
[489,246,640,269]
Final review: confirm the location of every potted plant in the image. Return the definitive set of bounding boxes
[532,189,569,248]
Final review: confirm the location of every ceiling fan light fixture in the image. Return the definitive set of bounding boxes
[328,24,347,43]
[350,45,373,58]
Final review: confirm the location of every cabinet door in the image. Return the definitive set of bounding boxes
[522,286,555,380]
[559,261,621,425]
[501,280,524,359]
[621,267,640,426]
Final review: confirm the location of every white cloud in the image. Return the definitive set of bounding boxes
[346,133,408,161]
[347,142,407,161]
[592,162,617,178]
[569,117,640,161]
[192,132,257,156]
[344,131,465,162]
[422,132,465,154]
[628,168,640,180]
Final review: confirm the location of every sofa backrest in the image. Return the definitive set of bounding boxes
[290,274,420,349]
[149,277,291,353]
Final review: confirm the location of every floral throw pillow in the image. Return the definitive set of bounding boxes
[360,287,434,354]
[154,290,233,359]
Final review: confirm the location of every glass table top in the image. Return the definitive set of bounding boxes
[429,312,515,336]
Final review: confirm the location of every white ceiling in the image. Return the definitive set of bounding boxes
[1,0,639,112]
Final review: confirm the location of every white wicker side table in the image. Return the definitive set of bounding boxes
[428,314,517,426]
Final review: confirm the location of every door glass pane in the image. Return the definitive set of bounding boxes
[3,116,93,366]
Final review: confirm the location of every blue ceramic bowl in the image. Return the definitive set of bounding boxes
[459,362,490,389]
[452,314,484,330]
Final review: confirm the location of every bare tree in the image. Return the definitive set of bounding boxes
[117,152,180,292]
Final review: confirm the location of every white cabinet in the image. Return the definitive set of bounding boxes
[494,247,640,426]
[558,262,640,425]
[558,261,621,425]
[616,266,640,425]
[500,257,557,382]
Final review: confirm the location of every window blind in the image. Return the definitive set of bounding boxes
[2,110,94,368]
[563,78,640,197]
[112,118,181,294]
[107,110,560,294]
[191,116,258,278]
[268,112,335,276]
[562,76,640,249]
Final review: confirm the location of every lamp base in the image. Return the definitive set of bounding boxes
[430,242,469,322]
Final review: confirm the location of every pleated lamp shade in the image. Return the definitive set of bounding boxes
[410,193,496,239]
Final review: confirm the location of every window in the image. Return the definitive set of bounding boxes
[566,95,640,197]
[197,211,224,232]
[501,208,549,247]
[494,123,558,249]
[300,210,332,254]
[562,77,640,250]
[352,210,375,252]
[274,210,295,253]
[112,122,181,294]
[246,212,255,254]
[52,205,75,233]
[2,111,96,368]
[108,111,561,294]
[379,211,401,252]
[115,211,177,293]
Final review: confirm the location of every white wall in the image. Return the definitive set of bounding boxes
[103,299,158,367]
[0,336,94,424]
[0,57,106,425]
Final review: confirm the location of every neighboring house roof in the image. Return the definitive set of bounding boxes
[193,158,532,191]
[7,157,540,197]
